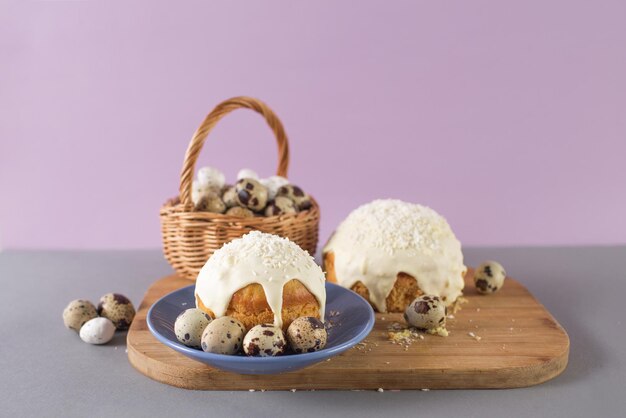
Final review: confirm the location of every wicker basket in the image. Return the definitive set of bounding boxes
[160,96,320,280]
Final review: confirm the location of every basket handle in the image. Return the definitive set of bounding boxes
[179,96,290,206]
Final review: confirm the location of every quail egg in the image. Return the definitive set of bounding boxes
[175,308,212,348]
[225,206,255,217]
[264,196,297,217]
[79,317,116,345]
[286,317,327,353]
[97,293,135,330]
[201,316,246,355]
[235,178,268,211]
[221,186,239,208]
[62,299,98,332]
[243,324,287,357]
[404,295,447,330]
[276,184,312,210]
[194,193,226,213]
[474,261,506,294]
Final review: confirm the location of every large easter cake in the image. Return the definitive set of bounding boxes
[323,199,466,313]
[195,231,326,331]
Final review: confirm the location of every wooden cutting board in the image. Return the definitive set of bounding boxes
[127,271,569,390]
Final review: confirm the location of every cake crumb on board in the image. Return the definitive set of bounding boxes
[448,296,468,314]
[426,326,449,337]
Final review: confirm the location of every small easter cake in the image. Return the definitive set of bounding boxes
[194,231,326,331]
[323,199,466,313]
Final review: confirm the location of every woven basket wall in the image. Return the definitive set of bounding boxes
[160,96,320,280]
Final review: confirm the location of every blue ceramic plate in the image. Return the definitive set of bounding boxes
[147,282,375,375]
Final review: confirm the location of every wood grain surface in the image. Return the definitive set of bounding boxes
[127,271,569,390]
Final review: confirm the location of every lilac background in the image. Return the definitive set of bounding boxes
[1,1,625,250]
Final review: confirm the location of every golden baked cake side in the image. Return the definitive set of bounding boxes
[196,279,321,332]
[324,251,424,313]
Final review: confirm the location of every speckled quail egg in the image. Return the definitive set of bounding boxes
[276,184,312,211]
[175,308,212,348]
[62,299,98,332]
[237,168,259,181]
[97,293,135,330]
[474,261,506,294]
[286,317,327,353]
[404,295,447,330]
[197,166,225,190]
[79,317,116,345]
[260,175,289,200]
[225,206,255,217]
[264,196,297,217]
[221,185,239,208]
[235,178,268,211]
[194,193,226,213]
[192,180,217,205]
[243,324,287,357]
[201,316,246,355]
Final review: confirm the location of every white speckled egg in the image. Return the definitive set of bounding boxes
[201,316,246,355]
[62,299,98,332]
[237,168,259,181]
[404,295,447,330]
[260,176,289,200]
[79,317,116,344]
[197,166,226,190]
[192,180,216,205]
[474,261,506,294]
[175,308,212,348]
[97,293,135,330]
[243,324,287,357]
[286,317,327,353]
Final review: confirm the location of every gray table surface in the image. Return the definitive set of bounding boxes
[1,246,625,417]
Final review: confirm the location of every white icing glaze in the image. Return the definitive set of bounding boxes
[195,231,326,328]
[323,199,466,312]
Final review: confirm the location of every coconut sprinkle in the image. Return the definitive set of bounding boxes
[324,200,457,255]
[468,332,482,341]
[204,231,319,273]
